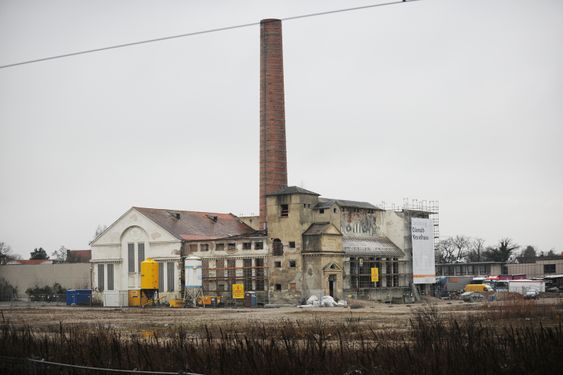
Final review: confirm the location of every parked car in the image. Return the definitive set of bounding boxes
[524,290,540,299]
[461,291,484,302]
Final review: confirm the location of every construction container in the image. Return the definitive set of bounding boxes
[197,295,222,307]
[128,289,149,307]
[102,290,128,307]
[66,289,92,306]
[169,299,184,308]
[140,258,159,290]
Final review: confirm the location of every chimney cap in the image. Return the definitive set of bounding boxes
[261,18,281,24]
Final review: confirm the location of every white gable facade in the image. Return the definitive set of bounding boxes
[91,208,183,301]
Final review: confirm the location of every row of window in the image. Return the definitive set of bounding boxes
[189,241,264,252]
[280,204,339,217]
[274,260,296,268]
[97,261,176,292]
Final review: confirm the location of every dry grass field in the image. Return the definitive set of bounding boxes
[1,297,562,374]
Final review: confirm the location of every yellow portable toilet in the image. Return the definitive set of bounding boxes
[141,258,159,290]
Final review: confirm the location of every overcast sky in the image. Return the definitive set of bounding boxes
[1,0,561,259]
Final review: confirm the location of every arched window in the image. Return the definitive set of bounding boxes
[272,239,284,256]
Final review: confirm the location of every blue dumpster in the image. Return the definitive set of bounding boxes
[66,289,91,306]
[66,290,76,305]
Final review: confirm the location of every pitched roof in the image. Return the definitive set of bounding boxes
[343,236,404,257]
[316,198,382,210]
[267,186,320,196]
[303,223,342,236]
[134,207,255,242]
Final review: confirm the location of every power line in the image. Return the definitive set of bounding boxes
[0,0,418,70]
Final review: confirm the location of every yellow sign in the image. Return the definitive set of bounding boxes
[371,267,379,283]
[232,283,245,299]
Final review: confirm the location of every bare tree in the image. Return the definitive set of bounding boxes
[51,246,68,262]
[465,238,486,262]
[451,235,471,260]
[0,242,17,264]
[436,238,457,263]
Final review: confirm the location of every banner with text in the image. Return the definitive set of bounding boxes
[411,217,436,284]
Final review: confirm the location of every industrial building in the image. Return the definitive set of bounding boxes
[90,19,438,305]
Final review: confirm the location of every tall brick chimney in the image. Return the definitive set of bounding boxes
[260,19,288,227]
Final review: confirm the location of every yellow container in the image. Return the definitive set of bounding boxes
[169,299,184,308]
[128,289,149,307]
[141,258,159,290]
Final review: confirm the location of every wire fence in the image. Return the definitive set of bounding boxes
[0,355,203,375]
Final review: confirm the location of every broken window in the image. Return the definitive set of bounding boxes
[200,243,209,252]
[243,258,252,291]
[289,260,296,268]
[254,241,264,250]
[319,209,325,214]
[189,244,198,253]
[280,204,289,217]
[544,264,556,274]
[227,243,236,251]
[274,261,282,268]
[275,284,282,291]
[216,243,224,251]
[289,241,296,248]
[242,242,252,250]
[272,239,283,256]
[255,258,265,291]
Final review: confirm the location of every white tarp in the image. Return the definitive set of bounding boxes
[411,218,436,284]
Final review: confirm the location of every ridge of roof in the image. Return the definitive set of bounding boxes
[316,198,382,210]
[266,186,320,196]
[133,207,255,242]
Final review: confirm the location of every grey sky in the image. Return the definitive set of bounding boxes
[1,0,561,259]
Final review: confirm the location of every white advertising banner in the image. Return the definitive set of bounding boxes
[411,218,436,284]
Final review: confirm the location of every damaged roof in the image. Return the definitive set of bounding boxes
[343,236,404,257]
[134,207,256,242]
[303,222,342,236]
[316,198,382,210]
[267,186,320,196]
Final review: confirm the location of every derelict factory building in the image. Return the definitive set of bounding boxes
[90,19,437,305]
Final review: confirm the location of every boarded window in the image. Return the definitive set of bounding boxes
[107,264,114,291]
[189,244,198,253]
[98,264,105,292]
[216,243,225,251]
[280,204,289,217]
[167,262,175,292]
[200,244,209,252]
[255,258,264,291]
[272,239,283,256]
[137,243,145,273]
[158,262,164,292]
[254,241,263,250]
[243,242,251,250]
[128,243,135,272]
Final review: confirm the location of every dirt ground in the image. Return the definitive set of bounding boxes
[0,297,499,332]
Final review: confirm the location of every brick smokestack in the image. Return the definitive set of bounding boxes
[260,19,288,227]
